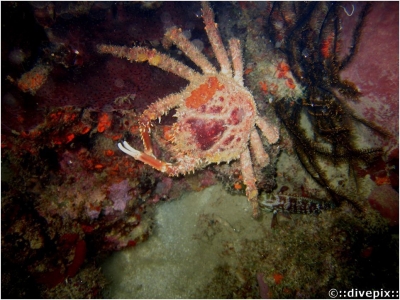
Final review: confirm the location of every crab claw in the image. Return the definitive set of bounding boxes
[118,141,170,172]
[118,141,141,158]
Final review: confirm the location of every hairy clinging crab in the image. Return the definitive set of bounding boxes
[98,2,279,217]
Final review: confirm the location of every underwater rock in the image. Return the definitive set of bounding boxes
[341,2,399,146]
[368,184,399,227]
[101,184,272,298]
[106,179,132,213]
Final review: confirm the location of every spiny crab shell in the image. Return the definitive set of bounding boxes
[163,76,256,164]
[98,2,279,217]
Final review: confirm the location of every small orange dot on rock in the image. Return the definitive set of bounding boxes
[105,150,115,156]
[234,182,242,190]
[273,273,284,285]
[65,133,75,143]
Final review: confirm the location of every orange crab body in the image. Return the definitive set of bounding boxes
[170,75,256,164]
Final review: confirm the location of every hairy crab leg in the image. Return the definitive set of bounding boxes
[250,130,270,167]
[97,44,200,82]
[165,27,217,75]
[202,2,232,77]
[228,39,244,86]
[255,116,280,145]
[138,92,184,155]
[240,148,260,218]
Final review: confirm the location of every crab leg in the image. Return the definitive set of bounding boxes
[240,148,260,218]
[97,44,200,82]
[202,2,232,77]
[165,27,216,75]
[228,39,244,86]
[255,116,279,144]
[139,92,184,155]
[250,130,270,167]
[118,141,202,176]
